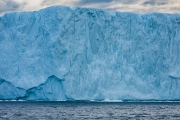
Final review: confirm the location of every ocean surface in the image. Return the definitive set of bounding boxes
[0,101,180,119]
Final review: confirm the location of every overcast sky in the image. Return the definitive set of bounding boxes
[0,0,180,15]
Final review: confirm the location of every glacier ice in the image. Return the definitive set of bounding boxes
[0,6,180,100]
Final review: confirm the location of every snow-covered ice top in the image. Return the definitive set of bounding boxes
[0,6,180,100]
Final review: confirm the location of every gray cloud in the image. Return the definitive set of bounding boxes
[142,1,167,6]
[77,0,113,4]
[0,0,180,16]
[76,0,136,5]
[0,0,20,13]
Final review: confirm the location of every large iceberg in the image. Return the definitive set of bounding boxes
[0,6,180,100]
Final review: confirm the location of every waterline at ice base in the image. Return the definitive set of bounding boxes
[0,5,180,101]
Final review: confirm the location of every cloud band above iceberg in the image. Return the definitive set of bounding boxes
[0,0,180,15]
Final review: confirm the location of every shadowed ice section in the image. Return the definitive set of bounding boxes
[0,6,180,100]
[0,78,25,100]
[22,75,67,100]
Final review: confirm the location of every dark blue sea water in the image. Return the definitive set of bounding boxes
[0,101,180,120]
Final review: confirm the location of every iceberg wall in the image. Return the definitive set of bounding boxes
[0,6,180,100]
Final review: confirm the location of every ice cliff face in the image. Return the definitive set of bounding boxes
[0,6,180,100]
